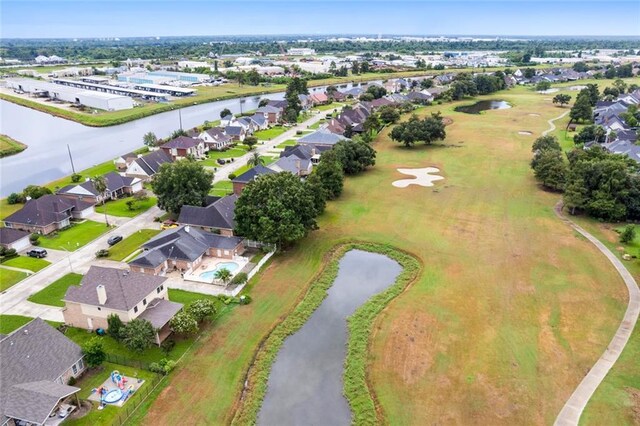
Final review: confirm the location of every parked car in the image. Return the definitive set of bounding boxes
[107,235,123,246]
[161,220,178,230]
[26,248,47,258]
[58,404,74,418]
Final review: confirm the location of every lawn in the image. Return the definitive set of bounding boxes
[276,139,297,149]
[107,229,160,261]
[27,273,83,307]
[209,180,233,197]
[309,120,326,130]
[65,362,159,426]
[46,160,118,192]
[37,220,110,251]
[142,83,630,425]
[0,314,62,334]
[254,126,287,140]
[0,133,27,157]
[0,269,29,291]
[95,196,157,218]
[313,102,344,112]
[1,255,50,272]
[201,146,248,166]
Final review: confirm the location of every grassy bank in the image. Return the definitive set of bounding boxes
[0,134,27,157]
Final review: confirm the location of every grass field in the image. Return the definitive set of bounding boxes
[142,83,630,424]
[0,314,34,334]
[201,146,249,166]
[0,133,27,157]
[0,268,29,291]
[27,272,83,307]
[106,229,160,261]
[209,180,233,197]
[1,255,50,272]
[37,220,110,250]
[94,196,157,218]
[254,126,287,140]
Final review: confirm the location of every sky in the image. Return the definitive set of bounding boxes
[2,0,639,39]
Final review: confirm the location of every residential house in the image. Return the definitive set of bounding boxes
[602,139,640,164]
[256,105,282,124]
[129,226,245,276]
[125,150,173,180]
[298,129,348,148]
[178,194,238,235]
[269,155,313,177]
[57,172,143,204]
[235,117,257,134]
[198,127,233,150]
[161,136,206,160]
[114,152,139,171]
[298,94,311,110]
[225,126,247,142]
[0,228,31,252]
[0,318,85,426]
[3,195,95,235]
[280,144,326,165]
[231,165,277,195]
[407,91,433,103]
[63,266,181,345]
[248,113,268,130]
[308,92,329,106]
[220,114,235,127]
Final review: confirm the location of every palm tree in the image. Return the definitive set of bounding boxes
[92,175,109,226]
[214,268,232,286]
[247,152,265,168]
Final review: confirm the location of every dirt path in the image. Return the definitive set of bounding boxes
[553,201,640,426]
[542,111,570,136]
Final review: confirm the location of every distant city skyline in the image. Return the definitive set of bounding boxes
[2,1,639,39]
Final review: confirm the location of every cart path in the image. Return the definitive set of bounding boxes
[542,110,570,136]
[553,201,640,426]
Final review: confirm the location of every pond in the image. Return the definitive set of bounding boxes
[454,99,511,114]
[257,250,402,426]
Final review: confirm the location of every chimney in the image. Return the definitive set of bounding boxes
[96,284,107,305]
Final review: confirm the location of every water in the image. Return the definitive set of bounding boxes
[257,250,402,426]
[454,99,511,114]
[199,261,240,280]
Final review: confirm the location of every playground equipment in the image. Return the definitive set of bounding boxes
[111,370,127,390]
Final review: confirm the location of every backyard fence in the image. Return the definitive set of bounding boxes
[104,353,152,372]
[110,374,164,426]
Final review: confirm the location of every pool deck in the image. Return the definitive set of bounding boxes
[87,375,145,407]
[184,257,249,284]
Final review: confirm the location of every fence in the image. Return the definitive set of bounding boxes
[104,353,151,372]
[110,374,165,426]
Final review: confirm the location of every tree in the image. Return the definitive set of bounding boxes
[351,61,360,74]
[151,160,213,215]
[531,149,567,191]
[107,314,125,341]
[220,108,231,118]
[613,79,627,94]
[122,319,155,353]
[304,172,327,215]
[378,105,401,124]
[573,125,606,145]
[92,175,109,226]
[572,62,588,72]
[258,98,270,108]
[284,77,307,121]
[584,84,600,106]
[619,225,636,244]
[188,299,217,322]
[536,81,552,91]
[235,173,320,248]
[420,78,433,89]
[552,94,571,107]
[343,124,354,138]
[22,185,51,200]
[390,112,446,147]
[532,135,561,153]
[363,114,381,134]
[143,131,158,147]
[214,267,232,285]
[247,152,265,167]
[314,151,344,200]
[569,92,593,123]
[365,85,387,99]
[7,193,24,204]
[170,311,199,335]
[81,337,106,368]
[170,128,188,139]
[244,136,258,150]
[333,140,376,175]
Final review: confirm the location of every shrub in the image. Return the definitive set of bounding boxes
[22,185,52,200]
[239,295,252,305]
[228,173,237,180]
[29,234,40,242]
[125,199,137,211]
[169,311,199,335]
[620,225,637,244]
[3,248,17,259]
[121,319,155,353]
[71,174,82,183]
[7,192,24,204]
[107,314,125,341]
[149,362,164,374]
[81,337,106,367]
[162,359,176,374]
[231,272,248,285]
[67,376,77,386]
[187,299,217,322]
[95,249,109,258]
[160,338,175,354]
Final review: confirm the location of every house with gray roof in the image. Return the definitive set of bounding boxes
[57,172,143,204]
[125,149,173,180]
[231,165,277,195]
[178,194,238,235]
[297,129,349,148]
[269,155,313,177]
[129,225,245,276]
[3,195,95,235]
[0,318,85,425]
[161,136,206,160]
[224,125,247,142]
[0,228,31,252]
[198,127,233,150]
[63,266,181,344]
[256,105,281,124]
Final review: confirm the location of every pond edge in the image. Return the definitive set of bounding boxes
[231,242,422,425]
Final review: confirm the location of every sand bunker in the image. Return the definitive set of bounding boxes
[569,85,587,91]
[518,131,533,135]
[392,168,444,188]
[538,89,559,94]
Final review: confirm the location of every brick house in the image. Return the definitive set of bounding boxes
[57,172,143,204]
[178,194,237,236]
[231,165,276,195]
[63,266,181,345]
[3,195,95,235]
[160,136,206,160]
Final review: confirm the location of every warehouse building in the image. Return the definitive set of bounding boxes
[4,78,134,111]
[132,83,195,97]
[51,78,168,101]
[148,70,210,83]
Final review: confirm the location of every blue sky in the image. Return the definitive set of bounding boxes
[2,1,639,39]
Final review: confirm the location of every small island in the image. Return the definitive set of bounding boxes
[0,134,27,158]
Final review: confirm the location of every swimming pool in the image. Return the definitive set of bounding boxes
[199,261,240,281]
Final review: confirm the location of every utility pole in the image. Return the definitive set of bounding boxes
[240,99,246,115]
[67,144,76,174]
[178,109,183,130]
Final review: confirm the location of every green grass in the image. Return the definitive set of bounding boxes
[65,362,159,426]
[309,120,326,130]
[27,273,83,307]
[0,268,29,291]
[107,229,160,261]
[1,255,50,272]
[254,126,287,140]
[313,102,344,112]
[37,220,110,251]
[0,134,27,157]
[276,139,298,149]
[45,160,118,191]
[0,314,35,334]
[201,147,249,166]
[209,180,233,197]
[94,196,157,218]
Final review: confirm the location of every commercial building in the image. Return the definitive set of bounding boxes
[287,48,316,56]
[51,78,168,102]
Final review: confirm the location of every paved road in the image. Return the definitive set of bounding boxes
[553,202,640,426]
